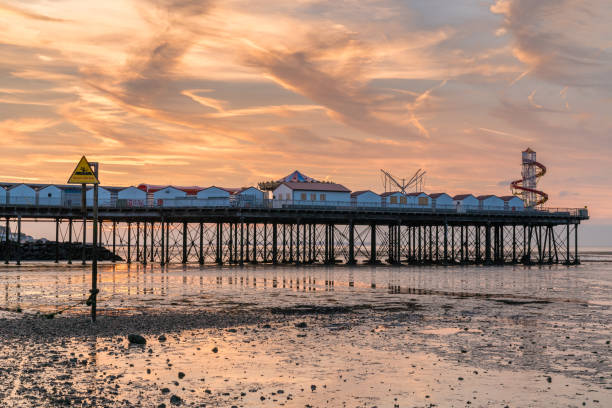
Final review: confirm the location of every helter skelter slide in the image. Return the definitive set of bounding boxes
[510,148,548,208]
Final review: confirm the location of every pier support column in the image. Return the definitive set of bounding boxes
[68,219,73,265]
[228,223,233,264]
[55,218,59,264]
[302,222,307,264]
[136,222,140,263]
[330,224,335,263]
[252,223,257,264]
[240,220,244,266]
[348,221,355,265]
[245,223,250,263]
[282,224,286,263]
[112,221,117,263]
[574,223,579,265]
[484,224,492,264]
[295,222,300,265]
[182,222,188,264]
[199,222,204,265]
[263,223,268,263]
[4,217,9,264]
[142,222,147,265]
[272,223,278,265]
[216,223,223,265]
[150,222,155,263]
[512,225,517,264]
[160,220,165,265]
[443,222,448,264]
[16,216,21,266]
[369,223,377,264]
[127,222,131,264]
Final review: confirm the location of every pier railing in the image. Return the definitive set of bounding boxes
[0,196,588,218]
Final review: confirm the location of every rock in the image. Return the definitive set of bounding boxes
[170,395,182,406]
[262,324,271,329]
[128,334,146,345]
[212,347,218,353]
[227,328,237,333]
[310,384,316,392]
[161,388,170,394]
[147,369,151,374]
[178,372,185,379]
[546,376,552,383]
[205,389,211,394]
[158,404,166,408]
[296,322,308,328]
[158,335,167,342]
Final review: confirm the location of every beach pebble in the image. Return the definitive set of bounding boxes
[296,322,308,328]
[178,372,185,379]
[158,335,167,342]
[128,334,146,345]
[170,395,182,405]
[161,388,170,394]
[310,384,316,391]
[212,347,218,353]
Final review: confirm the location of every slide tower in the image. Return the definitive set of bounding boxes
[511,148,548,208]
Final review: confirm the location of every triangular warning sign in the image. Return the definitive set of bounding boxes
[68,156,99,184]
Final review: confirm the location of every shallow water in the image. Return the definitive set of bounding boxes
[0,256,611,407]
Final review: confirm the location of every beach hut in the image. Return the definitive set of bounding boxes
[8,184,36,205]
[351,190,381,207]
[477,195,505,211]
[500,196,525,211]
[86,187,112,207]
[407,192,432,208]
[429,193,454,209]
[118,186,147,207]
[196,186,230,207]
[38,185,62,206]
[234,187,265,206]
[273,182,350,206]
[453,194,479,212]
[381,191,407,207]
[0,186,6,205]
[153,186,186,207]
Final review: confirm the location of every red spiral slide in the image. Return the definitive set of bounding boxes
[510,159,549,206]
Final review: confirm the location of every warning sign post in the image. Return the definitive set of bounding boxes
[68,156,100,322]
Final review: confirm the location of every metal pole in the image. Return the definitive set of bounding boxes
[150,222,155,263]
[252,222,257,263]
[485,223,491,264]
[91,180,99,322]
[263,223,268,263]
[289,223,294,263]
[512,224,517,263]
[295,222,300,265]
[282,223,286,263]
[302,222,306,263]
[82,184,87,265]
[443,222,448,264]
[330,224,335,263]
[165,222,170,264]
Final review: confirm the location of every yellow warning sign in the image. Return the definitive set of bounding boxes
[67,156,99,184]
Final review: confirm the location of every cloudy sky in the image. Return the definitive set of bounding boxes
[1,0,611,229]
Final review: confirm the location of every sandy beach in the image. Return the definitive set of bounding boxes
[0,260,610,407]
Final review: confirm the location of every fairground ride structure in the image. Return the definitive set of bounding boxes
[510,148,548,208]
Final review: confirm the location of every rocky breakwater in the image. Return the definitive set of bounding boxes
[0,240,122,261]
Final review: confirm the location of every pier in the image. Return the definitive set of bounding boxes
[0,202,588,266]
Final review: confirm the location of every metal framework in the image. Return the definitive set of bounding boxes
[0,205,586,266]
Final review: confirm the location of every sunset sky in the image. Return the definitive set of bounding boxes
[1,0,611,233]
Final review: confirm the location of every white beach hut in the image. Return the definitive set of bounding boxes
[234,187,265,207]
[407,192,432,208]
[273,182,350,206]
[118,186,147,207]
[429,193,454,209]
[38,185,63,206]
[86,187,112,207]
[351,190,381,207]
[381,191,407,207]
[196,186,230,207]
[153,186,187,207]
[477,195,505,211]
[453,194,479,212]
[500,196,525,211]
[8,184,36,205]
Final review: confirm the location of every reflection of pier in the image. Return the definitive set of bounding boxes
[1,205,587,266]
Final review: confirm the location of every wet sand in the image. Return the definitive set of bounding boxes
[0,261,611,407]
